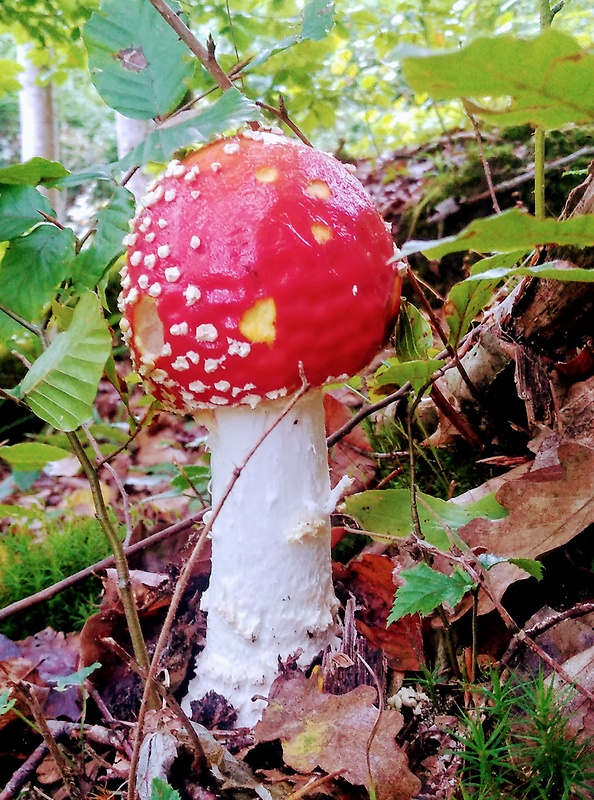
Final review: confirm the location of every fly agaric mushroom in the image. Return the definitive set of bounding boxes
[119,129,401,725]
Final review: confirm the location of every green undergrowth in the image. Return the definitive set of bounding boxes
[0,514,123,640]
[367,416,498,500]
[453,670,594,799]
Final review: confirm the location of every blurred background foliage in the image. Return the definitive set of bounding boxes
[0,0,592,167]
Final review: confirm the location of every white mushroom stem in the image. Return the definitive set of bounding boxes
[182,389,350,726]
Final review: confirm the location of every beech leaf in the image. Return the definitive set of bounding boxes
[402,30,594,129]
[461,442,594,611]
[0,443,71,472]
[13,292,112,432]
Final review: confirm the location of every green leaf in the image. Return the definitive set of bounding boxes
[402,30,594,129]
[171,465,210,494]
[151,779,180,800]
[376,359,445,394]
[0,59,22,97]
[508,558,543,580]
[345,488,507,551]
[0,158,69,187]
[469,260,594,283]
[83,0,194,119]
[0,227,76,334]
[14,292,112,432]
[244,0,335,72]
[0,689,16,717]
[0,504,44,520]
[444,253,521,346]
[72,186,135,288]
[388,563,474,623]
[0,185,54,240]
[478,553,544,581]
[0,443,71,472]
[402,208,594,259]
[393,300,433,361]
[116,89,261,169]
[51,662,102,691]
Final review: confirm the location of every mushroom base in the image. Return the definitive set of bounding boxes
[182,390,346,726]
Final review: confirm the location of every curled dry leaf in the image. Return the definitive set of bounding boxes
[255,669,421,800]
[460,442,594,612]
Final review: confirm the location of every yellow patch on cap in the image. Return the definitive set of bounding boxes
[239,297,277,345]
[311,223,333,244]
[305,180,331,199]
[255,166,279,184]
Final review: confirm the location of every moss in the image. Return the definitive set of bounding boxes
[0,515,123,639]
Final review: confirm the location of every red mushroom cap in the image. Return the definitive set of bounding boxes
[119,130,401,413]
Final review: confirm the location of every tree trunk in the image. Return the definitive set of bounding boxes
[115,113,154,202]
[17,43,64,220]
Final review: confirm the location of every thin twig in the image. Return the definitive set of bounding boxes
[326,384,412,447]
[406,267,482,408]
[465,107,501,214]
[145,0,233,91]
[255,98,313,146]
[128,382,311,800]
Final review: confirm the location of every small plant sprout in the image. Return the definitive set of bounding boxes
[120,130,401,725]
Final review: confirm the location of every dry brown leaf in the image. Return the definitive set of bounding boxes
[255,670,421,800]
[343,554,424,671]
[325,394,377,493]
[460,442,594,611]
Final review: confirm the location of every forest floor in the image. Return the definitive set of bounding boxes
[2,132,594,798]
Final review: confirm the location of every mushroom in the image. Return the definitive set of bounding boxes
[119,130,401,725]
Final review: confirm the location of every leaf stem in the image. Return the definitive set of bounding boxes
[66,430,158,708]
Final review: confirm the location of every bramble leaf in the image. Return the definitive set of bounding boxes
[388,563,475,623]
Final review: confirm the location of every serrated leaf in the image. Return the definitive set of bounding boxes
[14,292,112,432]
[243,0,335,73]
[444,253,521,346]
[151,779,180,800]
[402,30,594,129]
[83,0,194,119]
[402,208,594,259]
[393,300,433,361]
[116,89,260,170]
[0,185,54,240]
[0,442,71,472]
[508,557,543,580]
[388,563,474,623]
[478,553,543,581]
[51,662,102,691]
[0,158,69,186]
[0,226,76,335]
[345,488,507,551]
[72,186,134,288]
[376,359,445,394]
